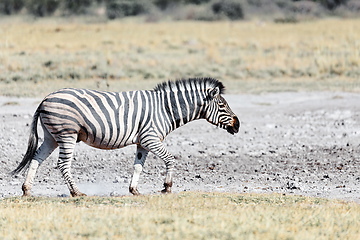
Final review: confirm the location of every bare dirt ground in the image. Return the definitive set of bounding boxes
[1,92,360,202]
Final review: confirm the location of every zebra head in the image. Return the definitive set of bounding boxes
[204,86,240,135]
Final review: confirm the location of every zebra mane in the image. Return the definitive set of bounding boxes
[153,77,225,94]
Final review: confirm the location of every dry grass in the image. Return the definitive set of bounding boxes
[0,18,360,96]
[1,192,359,239]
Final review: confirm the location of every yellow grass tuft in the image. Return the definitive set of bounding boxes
[1,192,360,239]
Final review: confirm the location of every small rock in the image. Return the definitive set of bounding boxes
[208,164,215,170]
[336,165,343,170]
[181,141,194,146]
[9,181,20,186]
[110,191,118,197]
[286,181,301,190]
[114,176,124,183]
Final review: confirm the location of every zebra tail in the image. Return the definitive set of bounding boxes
[11,106,41,175]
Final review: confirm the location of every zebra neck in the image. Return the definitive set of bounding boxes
[161,89,206,132]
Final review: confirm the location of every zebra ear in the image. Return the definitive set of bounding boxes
[209,87,220,99]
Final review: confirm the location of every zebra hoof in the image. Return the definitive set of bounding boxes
[161,188,171,194]
[22,193,31,197]
[22,185,31,197]
[161,182,172,194]
[129,186,141,195]
[71,192,87,197]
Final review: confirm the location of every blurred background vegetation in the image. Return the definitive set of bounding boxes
[0,0,360,22]
[1,1,360,96]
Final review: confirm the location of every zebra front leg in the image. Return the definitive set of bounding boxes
[139,136,175,194]
[129,145,149,195]
[57,138,86,197]
[22,133,58,196]
[161,157,174,194]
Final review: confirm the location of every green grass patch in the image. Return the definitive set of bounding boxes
[1,192,359,239]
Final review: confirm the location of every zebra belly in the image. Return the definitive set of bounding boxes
[79,129,140,150]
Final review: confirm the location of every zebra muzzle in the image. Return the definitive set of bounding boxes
[227,116,240,135]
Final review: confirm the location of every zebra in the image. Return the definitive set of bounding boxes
[12,77,240,197]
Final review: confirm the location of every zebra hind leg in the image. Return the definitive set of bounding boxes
[57,135,86,197]
[22,126,58,197]
[129,145,149,195]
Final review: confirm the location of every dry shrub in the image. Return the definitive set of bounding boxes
[0,0,24,14]
[106,0,153,19]
[26,0,59,16]
[212,0,244,20]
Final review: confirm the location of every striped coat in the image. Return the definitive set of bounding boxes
[13,78,240,197]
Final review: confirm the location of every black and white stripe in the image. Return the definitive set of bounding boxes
[13,77,240,196]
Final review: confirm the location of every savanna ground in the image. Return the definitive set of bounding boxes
[1,18,360,239]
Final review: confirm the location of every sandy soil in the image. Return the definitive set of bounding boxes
[1,92,360,202]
